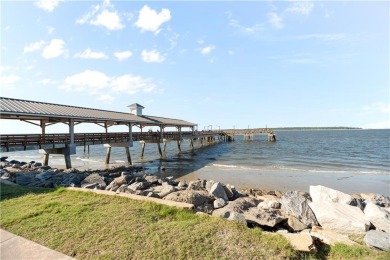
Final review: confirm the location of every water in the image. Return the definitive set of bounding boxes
[2,129,389,195]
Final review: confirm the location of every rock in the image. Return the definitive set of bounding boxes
[287,216,308,232]
[127,182,148,191]
[309,201,370,235]
[15,172,43,187]
[144,175,159,184]
[214,198,227,209]
[280,233,317,252]
[281,191,318,228]
[205,180,215,192]
[0,178,18,186]
[258,199,281,209]
[310,185,353,204]
[177,180,187,188]
[364,203,390,233]
[0,157,8,162]
[59,173,82,187]
[83,183,103,189]
[243,208,286,227]
[158,184,177,198]
[187,179,205,191]
[164,190,213,207]
[81,173,106,189]
[361,193,390,207]
[223,184,235,200]
[39,166,52,171]
[117,184,127,193]
[310,226,358,246]
[364,230,390,251]
[212,210,247,225]
[227,212,247,225]
[209,182,228,201]
[114,175,129,186]
[106,180,120,192]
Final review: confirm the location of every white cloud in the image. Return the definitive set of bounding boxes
[197,39,205,45]
[74,48,108,59]
[60,70,156,102]
[286,1,314,16]
[135,5,171,34]
[77,0,124,31]
[268,12,283,29]
[24,40,46,53]
[42,39,67,59]
[35,0,61,12]
[200,45,215,55]
[141,50,165,63]
[91,9,124,30]
[228,50,234,56]
[0,75,20,87]
[47,26,55,34]
[114,51,133,61]
[38,78,57,85]
[229,19,264,35]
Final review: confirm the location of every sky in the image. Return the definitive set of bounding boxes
[1,0,389,134]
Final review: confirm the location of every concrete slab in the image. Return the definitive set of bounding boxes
[0,229,74,260]
[66,187,195,210]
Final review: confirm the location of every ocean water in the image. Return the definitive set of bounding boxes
[2,129,389,195]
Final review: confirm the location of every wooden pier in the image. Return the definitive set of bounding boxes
[0,97,275,168]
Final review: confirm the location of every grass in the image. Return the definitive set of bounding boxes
[1,184,389,259]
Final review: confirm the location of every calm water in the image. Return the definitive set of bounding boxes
[2,129,389,195]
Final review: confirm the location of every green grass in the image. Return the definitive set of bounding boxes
[1,184,388,259]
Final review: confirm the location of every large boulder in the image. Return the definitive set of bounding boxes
[15,172,45,187]
[364,230,390,251]
[309,201,370,235]
[164,190,213,207]
[310,226,358,246]
[280,233,317,253]
[281,191,318,228]
[364,203,390,233]
[214,198,227,209]
[310,185,353,204]
[158,184,177,198]
[243,208,286,227]
[287,216,308,232]
[187,179,205,191]
[209,182,228,201]
[212,210,246,225]
[81,173,106,189]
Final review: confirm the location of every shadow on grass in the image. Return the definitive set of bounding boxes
[0,184,56,201]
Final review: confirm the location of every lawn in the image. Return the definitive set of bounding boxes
[1,184,388,259]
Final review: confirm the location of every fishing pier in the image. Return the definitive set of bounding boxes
[0,97,275,168]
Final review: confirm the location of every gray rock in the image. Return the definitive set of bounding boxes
[83,183,102,189]
[144,175,159,184]
[280,233,317,252]
[158,184,177,198]
[187,179,205,191]
[309,201,370,235]
[164,190,213,207]
[214,198,227,209]
[258,199,281,209]
[116,184,128,193]
[59,173,82,187]
[223,184,235,200]
[15,172,44,187]
[209,182,228,201]
[227,197,258,213]
[106,180,120,192]
[81,173,107,189]
[287,216,308,232]
[243,207,286,227]
[364,230,390,251]
[127,182,148,191]
[281,191,318,228]
[364,203,390,233]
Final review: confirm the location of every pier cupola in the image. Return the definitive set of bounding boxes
[128,103,145,116]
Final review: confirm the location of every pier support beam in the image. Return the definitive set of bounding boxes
[125,147,132,165]
[105,147,111,165]
[104,142,133,165]
[141,141,146,158]
[157,142,162,156]
[39,145,76,169]
[177,140,182,152]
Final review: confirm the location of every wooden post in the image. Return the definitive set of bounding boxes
[157,142,162,156]
[177,140,181,152]
[125,147,132,165]
[141,142,146,158]
[105,147,111,164]
[64,154,72,169]
[163,140,167,152]
[189,139,194,149]
[43,153,49,166]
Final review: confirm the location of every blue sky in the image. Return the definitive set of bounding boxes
[1,0,389,134]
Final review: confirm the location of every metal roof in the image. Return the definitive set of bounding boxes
[0,97,196,127]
